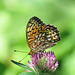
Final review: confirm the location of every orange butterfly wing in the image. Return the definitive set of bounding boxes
[26,16,60,55]
[26,16,44,50]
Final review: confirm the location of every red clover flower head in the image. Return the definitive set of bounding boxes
[28,51,58,73]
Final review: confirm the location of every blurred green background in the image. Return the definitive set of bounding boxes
[0,0,75,75]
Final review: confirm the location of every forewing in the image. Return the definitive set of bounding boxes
[26,16,44,49]
[31,24,60,52]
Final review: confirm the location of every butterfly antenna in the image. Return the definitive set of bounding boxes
[14,50,28,53]
[19,54,28,62]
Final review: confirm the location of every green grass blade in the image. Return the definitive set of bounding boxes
[11,60,34,72]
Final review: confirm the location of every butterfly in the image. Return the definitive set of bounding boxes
[26,16,60,55]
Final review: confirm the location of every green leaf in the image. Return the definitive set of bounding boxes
[19,72,36,75]
[11,60,34,72]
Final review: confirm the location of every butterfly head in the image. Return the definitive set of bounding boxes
[28,50,33,55]
[28,49,38,55]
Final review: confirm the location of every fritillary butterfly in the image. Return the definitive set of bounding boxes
[26,16,60,55]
